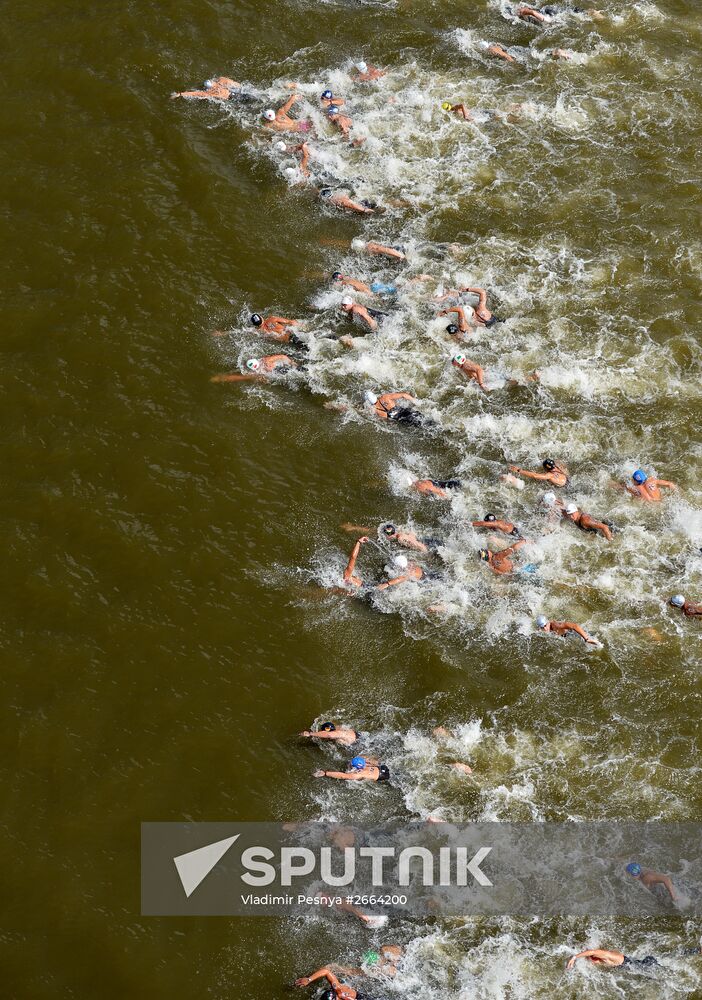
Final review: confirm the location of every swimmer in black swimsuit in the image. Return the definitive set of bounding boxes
[299,722,360,746]
[509,458,569,489]
[380,523,443,554]
[567,948,657,971]
[313,756,390,783]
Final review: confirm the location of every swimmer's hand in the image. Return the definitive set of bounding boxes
[358,536,370,544]
[170,92,181,99]
[313,769,326,778]
[294,977,311,987]
[509,465,522,474]
[300,731,311,737]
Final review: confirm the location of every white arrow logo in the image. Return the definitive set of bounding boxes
[173,835,240,898]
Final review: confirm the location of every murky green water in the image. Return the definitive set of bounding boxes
[2,0,701,997]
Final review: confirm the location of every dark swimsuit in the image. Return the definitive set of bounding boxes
[367,308,388,321]
[421,537,444,551]
[431,478,461,489]
[388,407,423,426]
[622,956,658,969]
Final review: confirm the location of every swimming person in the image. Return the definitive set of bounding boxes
[340,297,379,331]
[441,102,474,120]
[320,189,376,214]
[332,272,373,295]
[352,238,406,261]
[249,313,304,343]
[409,476,462,499]
[484,43,517,63]
[439,306,473,335]
[478,539,528,574]
[326,106,363,144]
[351,60,386,82]
[294,968,368,1000]
[562,503,613,541]
[566,949,658,971]
[364,390,423,425]
[452,354,488,393]
[669,594,702,618]
[461,286,504,326]
[472,514,521,537]
[379,522,443,553]
[320,89,345,109]
[313,756,390,781]
[299,722,362,746]
[510,459,569,488]
[171,76,241,100]
[276,140,311,177]
[514,5,553,23]
[262,93,311,133]
[210,354,299,382]
[625,469,678,502]
[535,616,599,644]
[375,553,427,590]
[625,863,678,902]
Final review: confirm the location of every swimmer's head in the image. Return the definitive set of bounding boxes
[274,140,287,152]
[626,863,642,877]
[441,101,452,111]
[250,313,263,327]
[536,615,549,629]
[565,503,578,515]
[355,61,368,73]
[364,390,378,406]
[320,187,333,198]
[327,106,339,117]
[393,554,409,569]
[446,324,459,335]
[670,594,686,608]
[382,523,397,537]
[341,296,354,308]
[246,358,260,371]
[204,79,215,89]
[263,109,276,121]
[321,89,333,100]
[543,458,556,471]
[478,548,490,562]
[363,950,380,966]
[484,513,496,522]
[332,271,342,281]
[542,491,557,506]
[319,722,336,732]
[632,469,648,484]
[453,353,466,366]
[320,991,336,1000]
[350,756,366,770]
[351,238,365,250]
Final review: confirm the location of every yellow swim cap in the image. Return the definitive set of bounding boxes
[441,101,452,111]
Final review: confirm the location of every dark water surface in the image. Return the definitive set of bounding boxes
[2,0,702,997]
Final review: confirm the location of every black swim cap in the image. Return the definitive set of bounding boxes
[320,991,336,1000]
[250,313,263,326]
[332,271,342,281]
[484,513,496,522]
[446,323,459,335]
[543,458,556,471]
[382,523,397,536]
[319,722,336,732]
[320,187,332,198]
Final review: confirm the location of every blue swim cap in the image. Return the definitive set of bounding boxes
[351,756,366,770]
[327,107,339,116]
[632,469,648,484]
[626,863,642,876]
[321,89,333,99]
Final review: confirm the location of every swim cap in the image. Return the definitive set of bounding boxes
[363,950,380,966]
[263,109,276,121]
[453,353,466,365]
[632,469,648,484]
[319,722,336,732]
[327,106,339,117]
[355,61,368,73]
[321,89,333,99]
[246,359,260,371]
[332,271,342,280]
[250,313,263,326]
[320,991,336,1000]
[484,513,496,522]
[382,523,397,536]
[446,324,459,334]
[364,390,378,405]
[626,863,642,876]
[441,101,452,111]
[393,554,409,569]
[565,503,578,515]
[341,296,353,307]
[543,459,556,471]
[204,79,215,89]
[351,756,366,770]
[536,615,548,629]
[670,594,685,608]
[351,238,365,250]
[285,167,296,177]
[274,140,287,152]
[542,491,556,506]
[478,548,490,562]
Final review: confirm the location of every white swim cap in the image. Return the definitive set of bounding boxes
[453,353,466,365]
[246,358,260,371]
[275,140,287,151]
[565,503,578,515]
[364,390,378,405]
[670,594,685,608]
[204,79,215,89]
[263,109,276,121]
[355,61,368,73]
[542,491,556,506]
[536,615,548,629]
[393,554,409,569]
[351,238,365,250]
[285,167,296,177]
[341,296,353,307]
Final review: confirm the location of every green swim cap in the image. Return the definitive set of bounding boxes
[363,950,380,965]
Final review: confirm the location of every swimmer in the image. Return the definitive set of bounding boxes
[249,313,303,342]
[441,102,474,121]
[551,48,573,59]
[566,949,657,971]
[340,297,378,331]
[352,238,406,261]
[380,522,443,554]
[410,477,462,499]
[210,354,299,382]
[439,306,473,335]
[294,968,366,1000]
[343,535,369,588]
[308,945,404,981]
[351,60,386,82]
[276,140,311,177]
[320,188,376,215]
[562,503,613,541]
[320,89,345,108]
[452,354,488,393]
[472,514,521,537]
[364,390,422,424]
[485,43,516,63]
[515,5,552,23]
[669,594,702,618]
[535,615,598,644]
[509,459,569,488]
[626,863,678,902]
[262,94,312,133]
[375,553,426,590]
[313,756,390,781]
[332,272,373,295]
[171,76,241,100]
[478,539,527,574]
[461,286,503,326]
[625,469,678,503]
[299,722,361,746]
[326,106,360,143]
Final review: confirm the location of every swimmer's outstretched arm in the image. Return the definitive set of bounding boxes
[279,94,301,116]
[509,466,551,481]
[646,872,677,899]
[438,307,470,331]
[317,770,365,780]
[655,479,678,490]
[300,729,347,741]
[501,539,526,556]
[295,968,340,987]
[563,622,598,644]
[581,514,612,540]
[343,536,368,586]
[566,950,598,969]
[461,286,488,307]
[210,373,262,383]
[375,574,408,591]
[172,89,212,100]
